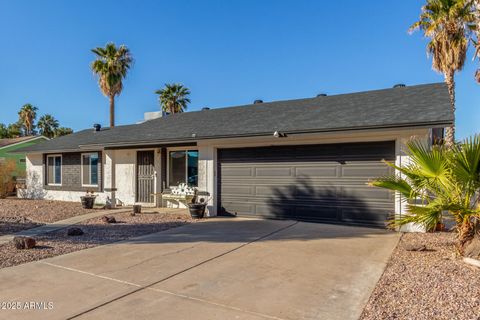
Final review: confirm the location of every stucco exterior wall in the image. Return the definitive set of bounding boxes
[22,127,433,230]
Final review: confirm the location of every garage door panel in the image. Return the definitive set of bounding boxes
[254,185,295,197]
[221,167,253,177]
[341,166,391,178]
[222,185,254,196]
[255,167,293,177]
[339,186,393,201]
[294,166,338,177]
[218,141,395,226]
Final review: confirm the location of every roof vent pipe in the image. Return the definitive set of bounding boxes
[93,123,101,132]
[393,84,406,88]
[254,99,263,104]
[316,93,327,97]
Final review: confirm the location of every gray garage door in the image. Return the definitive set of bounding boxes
[217,141,395,226]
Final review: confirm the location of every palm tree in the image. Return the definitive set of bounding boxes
[410,0,476,147]
[6,123,21,138]
[18,104,38,136]
[155,83,191,114]
[54,127,73,137]
[370,135,480,256]
[37,114,59,138]
[91,43,133,128]
[473,0,480,82]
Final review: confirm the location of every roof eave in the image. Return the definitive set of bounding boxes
[79,120,453,149]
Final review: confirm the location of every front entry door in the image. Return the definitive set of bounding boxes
[136,151,155,203]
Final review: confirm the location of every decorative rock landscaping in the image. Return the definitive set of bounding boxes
[361,232,480,320]
[0,210,194,269]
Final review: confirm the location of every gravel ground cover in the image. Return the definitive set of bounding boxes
[0,210,194,269]
[361,232,480,320]
[0,198,102,235]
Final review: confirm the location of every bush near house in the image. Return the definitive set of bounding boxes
[370,135,480,258]
[0,160,18,198]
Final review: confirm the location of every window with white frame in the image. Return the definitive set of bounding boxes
[168,150,198,187]
[82,153,99,186]
[47,155,62,185]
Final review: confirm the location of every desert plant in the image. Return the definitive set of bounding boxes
[410,0,476,147]
[37,114,59,138]
[91,42,133,127]
[54,127,73,137]
[155,83,191,114]
[18,104,38,136]
[370,135,480,255]
[0,159,18,198]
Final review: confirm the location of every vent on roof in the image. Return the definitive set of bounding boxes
[393,84,406,88]
[316,93,327,97]
[254,99,263,104]
[202,107,210,111]
[93,123,101,132]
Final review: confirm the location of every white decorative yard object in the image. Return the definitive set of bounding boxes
[171,183,195,196]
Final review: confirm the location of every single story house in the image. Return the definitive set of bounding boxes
[17,83,452,227]
[0,136,49,175]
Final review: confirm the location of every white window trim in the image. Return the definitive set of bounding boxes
[47,154,62,186]
[81,152,99,187]
[167,148,199,188]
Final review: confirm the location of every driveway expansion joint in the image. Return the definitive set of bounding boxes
[59,220,299,320]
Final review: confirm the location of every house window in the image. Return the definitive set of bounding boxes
[47,155,62,185]
[82,153,99,186]
[431,128,444,145]
[168,150,198,187]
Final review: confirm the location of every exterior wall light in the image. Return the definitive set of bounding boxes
[273,131,287,138]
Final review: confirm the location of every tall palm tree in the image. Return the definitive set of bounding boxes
[473,0,480,82]
[91,43,133,128]
[18,104,38,136]
[37,114,59,138]
[155,83,191,114]
[410,0,476,147]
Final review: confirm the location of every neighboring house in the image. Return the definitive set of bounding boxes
[17,83,452,227]
[0,136,49,176]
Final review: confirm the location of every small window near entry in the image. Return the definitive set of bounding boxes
[168,150,198,187]
[82,153,99,186]
[19,159,26,163]
[47,155,62,185]
[431,128,444,145]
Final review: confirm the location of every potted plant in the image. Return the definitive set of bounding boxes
[187,189,208,219]
[80,190,96,209]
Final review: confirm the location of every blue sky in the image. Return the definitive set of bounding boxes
[0,0,478,139]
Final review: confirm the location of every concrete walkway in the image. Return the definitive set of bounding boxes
[0,207,139,245]
[0,218,400,320]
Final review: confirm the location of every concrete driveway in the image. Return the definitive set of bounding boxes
[0,218,399,320]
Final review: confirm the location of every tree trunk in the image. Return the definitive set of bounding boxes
[462,220,480,259]
[444,71,455,148]
[109,95,115,128]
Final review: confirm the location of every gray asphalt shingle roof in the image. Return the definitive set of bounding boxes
[19,82,452,153]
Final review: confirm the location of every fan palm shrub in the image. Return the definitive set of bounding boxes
[370,135,480,256]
